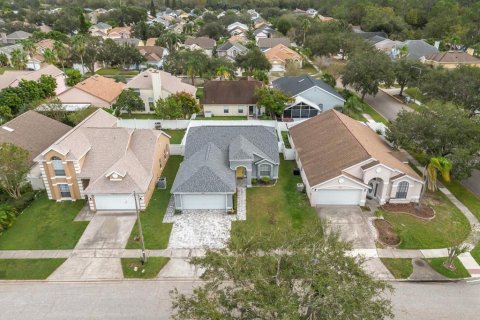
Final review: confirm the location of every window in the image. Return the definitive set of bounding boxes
[396,181,409,199]
[51,156,65,176]
[148,97,154,110]
[259,164,271,177]
[58,184,71,198]
[238,108,243,114]
[224,108,229,114]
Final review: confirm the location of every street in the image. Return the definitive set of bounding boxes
[0,280,479,319]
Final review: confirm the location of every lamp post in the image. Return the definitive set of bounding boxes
[133,191,147,264]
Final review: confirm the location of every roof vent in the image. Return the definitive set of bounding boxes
[1,126,14,132]
[298,79,305,83]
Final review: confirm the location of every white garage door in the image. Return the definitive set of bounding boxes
[313,189,363,206]
[94,194,136,211]
[181,194,226,210]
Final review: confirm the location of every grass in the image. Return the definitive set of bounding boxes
[162,129,185,144]
[381,191,470,249]
[96,68,139,76]
[0,194,88,250]
[232,159,318,239]
[118,113,160,120]
[471,245,480,265]
[361,103,389,126]
[194,116,248,120]
[0,259,66,280]
[0,67,14,74]
[427,257,471,279]
[281,131,291,148]
[126,156,182,249]
[380,258,413,279]
[441,178,480,221]
[121,257,170,279]
[196,87,204,100]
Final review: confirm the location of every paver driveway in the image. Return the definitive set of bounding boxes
[316,206,376,249]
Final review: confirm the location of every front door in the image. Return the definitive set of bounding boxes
[249,105,254,116]
[367,180,380,199]
[236,167,246,178]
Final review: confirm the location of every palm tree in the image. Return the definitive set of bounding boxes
[20,39,37,70]
[43,48,57,65]
[216,65,230,80]
[10,49,27,69]
[71,35,87,74]
[302,18,311,45]
[53,41,69,72]
[397,45,409,59]
[183,22,194,36]
[425,157,452,192]
[157,31,181,53]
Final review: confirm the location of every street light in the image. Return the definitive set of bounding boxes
[133,191,147,264]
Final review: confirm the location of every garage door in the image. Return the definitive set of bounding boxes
[94,194,136,211]
[313,189,363,206]
[181,194,226,210]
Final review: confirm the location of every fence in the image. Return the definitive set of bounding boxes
[169,144,184,156]
[117,119,191,130]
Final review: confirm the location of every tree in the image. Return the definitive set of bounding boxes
[171,220,393,319]
[426,157,452,192]
[301,18,311,45]
[0,105,13,124]
[155,92,198,119]
[342,49,394,100]
[112,89,144,115]
[322,73,336,88]
[65,69,81,87]
[53,41,69,72]
[42,48,57,65]
[38,75,57,97]
[71,35,87,74]
[276,16,292,35]
[197,22,227,40]
[67,107,96,125]
[255,87,292,118]
[393,59,426,96]
[235,48,271,73]
[149,0,156,17]
[20,39,37,70]
[252,70,268,84]
[387,102,480,179]
[10,49,27,70]
[42,98,66,122]
[0,53,8,67]
[215,65,230,80]
[0,205,17,232]
[79,13,90,34]
[0,143,30,199]
[156,31,182,53]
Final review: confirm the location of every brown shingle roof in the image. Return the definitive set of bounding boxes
[202,79,263,105]
[0,111,71,165]
[289,110,421,187]
[74,75,125,103]
[425,51,480,64]
[137,46,165,62]
[184,36,216,49]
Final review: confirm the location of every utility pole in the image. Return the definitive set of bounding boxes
[133,191,147,264]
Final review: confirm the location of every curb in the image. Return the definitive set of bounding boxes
[378,88,406,105]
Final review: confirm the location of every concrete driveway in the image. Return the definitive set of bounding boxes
[48,212,137,281]
[316,206,376,249]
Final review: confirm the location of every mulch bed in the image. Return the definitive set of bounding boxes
[382,203,435,219]
[374,219,400,246]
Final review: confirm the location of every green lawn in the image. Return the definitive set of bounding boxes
[0,259,66,280]
[196,87,204,100]
[442,179,480,221]
[0,67,14,75]
[381,191,470,249]
[427,257,471,279]
[118,113,160,120]
[471,244,480,265]
[362,103,389,125]
[194,116,248,120]
[162,129,185,144]
[232,159,318,240]
[281,131,291,148]
[380,258,413,279]
[126,156,182,249]
[121,257,170,279]
[96,68,139,76]
[0,194,88,250]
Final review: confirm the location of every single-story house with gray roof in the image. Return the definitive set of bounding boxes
[171,125,279,211]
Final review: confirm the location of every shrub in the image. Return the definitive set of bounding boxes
[260,176,271,184]
[0,205,17,232]
[8,190,36,214]
[174,209,182,215]
[251,178,257,185]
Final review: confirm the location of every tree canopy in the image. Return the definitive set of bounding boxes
[112,89,145,116]
[0,143,30,199]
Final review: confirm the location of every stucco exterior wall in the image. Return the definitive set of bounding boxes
[42,149,82,201]
[57,88,112,108]
[142,134,170,208]
[203,104,252,116]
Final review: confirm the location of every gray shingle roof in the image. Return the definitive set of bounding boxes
[172,126,279,193]
[272,74,345,101]
[217,41,247,53]
[402,40,439,60]
[257,37,290,49]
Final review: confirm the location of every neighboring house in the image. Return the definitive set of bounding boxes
[56,75,125,109]
[0,65,67,95]
[264,44,303,73]
[0,111,71,190]
[89,22,112,38]
[87,8,109,24]
[1,31,32,44]
[35,109,171,212]
[171,125,279,211]
[374,39,403,54]
[273,74,345,120]
[228,34,249,45]
[217,41,248,61]
[253,17,267,29]
[424,51,480,69]
[392,40,439,60]
[289,110,423,206]
[257,37,291,51]
[227,22,249,35]
[247,9,260,20]
[0,44,41,70]
[202,79,263,116]
[126,68,196,112]
[306,8,318,17]
[113,38,143,46]
[137,46,169,69]
[253,26,275,43]
[184,37,216,56]
[318,15,337,22]
[107,26,131,39]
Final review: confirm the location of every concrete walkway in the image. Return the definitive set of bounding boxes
[458,253,480,278]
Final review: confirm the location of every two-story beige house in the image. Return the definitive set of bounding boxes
[35,109,171,212]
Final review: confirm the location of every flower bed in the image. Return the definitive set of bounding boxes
[374,219,400,247]
[382,203,435,219]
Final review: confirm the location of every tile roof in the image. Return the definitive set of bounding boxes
[289,110,421,187]
[0,65,63,90]
[272,74,345,101]
[73,75,125,103]
[257,37,291,49]
[0,111,71,165]
[126,68,196,95]
[184,36,216,49]
[202,79,263,105]
[425,51,480,64]
[264,43,302,64]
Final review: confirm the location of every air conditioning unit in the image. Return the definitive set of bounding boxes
[157,177,167,189]
[297,183,305,192]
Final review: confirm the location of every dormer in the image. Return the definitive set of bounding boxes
[105,170,126,181]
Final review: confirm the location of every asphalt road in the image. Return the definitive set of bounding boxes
[1,280,479,319]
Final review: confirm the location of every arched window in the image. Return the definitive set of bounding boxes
[396,181,409,199]
[51,156,65,176]
[259,164,271,177]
